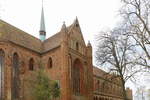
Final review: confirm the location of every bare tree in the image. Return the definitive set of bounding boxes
[135,86,146,100]
[120,0,150,68]
[95,28,143,100]
[147,89,150,100]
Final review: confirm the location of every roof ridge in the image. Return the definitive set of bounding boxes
[43,32,60,43]
[0,19,76,53]
[93,66,107,73]
[0,19,41,42]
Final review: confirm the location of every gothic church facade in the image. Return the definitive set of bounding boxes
[0,17,93,100]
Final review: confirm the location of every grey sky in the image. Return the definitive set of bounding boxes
[0,0,121,44]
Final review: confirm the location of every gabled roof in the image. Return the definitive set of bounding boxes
[43,32,62,53]
[0,19,75,53]
[0,20,42,53]
[93,66,122,85]
[42,23,74,53]
[93,66,116,79]
[93,66,107,78]
[67,17,86,46]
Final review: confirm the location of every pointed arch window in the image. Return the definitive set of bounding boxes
[97,80,100,91]
[73,63,80,94]
[72,59,83,95]
[29,58,34,71]
[47,57,52,69]
[12,53,20,99]
[0,49,4,100]
[76,42,79,51]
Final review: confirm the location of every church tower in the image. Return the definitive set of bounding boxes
[39,0,46,41]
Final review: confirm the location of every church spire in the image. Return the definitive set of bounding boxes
[39,0,46,41]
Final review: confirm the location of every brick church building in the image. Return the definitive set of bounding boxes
[0,5,132,100]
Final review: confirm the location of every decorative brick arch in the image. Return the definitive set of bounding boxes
[0,49,5,100]
[72,58,84,95]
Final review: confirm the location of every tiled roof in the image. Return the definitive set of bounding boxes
[93,66,116,79]
[93,66,107,78]
[0,20,42,53]
[43,32,62,53]
[0,19,80,54]
[42,23,74,53]
[93,66,121,85]
[0,20,70,53]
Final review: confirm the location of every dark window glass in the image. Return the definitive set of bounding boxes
[29,58,34,71]
[97,80,100,91]
[12,53,19,99]
[76,42,79,51]
[48,57,52,68]
[0,50,4,100]
[73,59,83,95]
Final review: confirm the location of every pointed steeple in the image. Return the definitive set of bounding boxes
[40,7,45,31]
[39,0,46,41]
[74,16,79,25]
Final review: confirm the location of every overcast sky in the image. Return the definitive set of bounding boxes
[0,0,121,44]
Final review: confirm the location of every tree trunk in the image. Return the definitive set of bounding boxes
[121,79,128,100]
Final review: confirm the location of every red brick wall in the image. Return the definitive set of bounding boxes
[0,34,93,100]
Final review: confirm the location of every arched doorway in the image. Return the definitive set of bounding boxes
[0,49,5,100]
[72,59,84,95]
[12,53,20,100]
